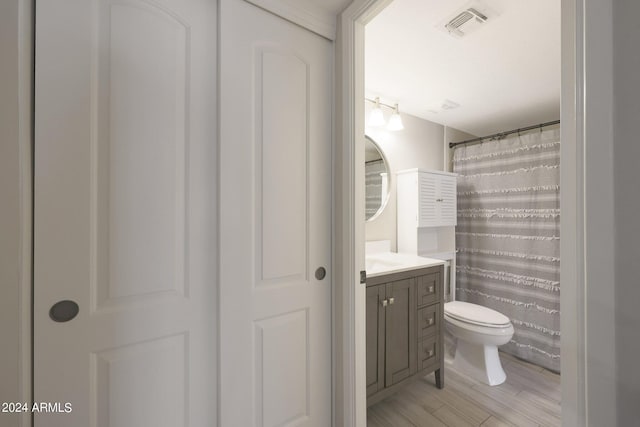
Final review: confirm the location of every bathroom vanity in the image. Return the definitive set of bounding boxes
[365,253,445,406]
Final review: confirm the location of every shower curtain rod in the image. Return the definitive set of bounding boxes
[449,119,560,149]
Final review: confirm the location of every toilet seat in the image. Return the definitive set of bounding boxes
[444,301,511,328]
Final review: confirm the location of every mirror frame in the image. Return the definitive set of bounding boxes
[364,135,391,222]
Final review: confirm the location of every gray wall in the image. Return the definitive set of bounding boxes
[613,0,640,422]
[364,103,444,250]
[444,126,477,172]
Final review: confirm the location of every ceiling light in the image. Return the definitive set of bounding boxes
[367,97,386,127]
[366,97,403,131]
[387,104,404,131]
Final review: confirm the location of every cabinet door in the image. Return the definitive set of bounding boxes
[417,172,457,227]
[385,279,417,387]
[366,285,386,396]
[418,173,438,227]
[439,174,457,226]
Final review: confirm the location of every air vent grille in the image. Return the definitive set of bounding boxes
[444,7,488,37]
[446,11,474,30]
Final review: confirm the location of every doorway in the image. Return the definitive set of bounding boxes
[334,0,615,425]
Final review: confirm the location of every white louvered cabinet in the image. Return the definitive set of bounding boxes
[397,169,457,254]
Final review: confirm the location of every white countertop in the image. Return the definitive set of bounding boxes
[365,252,445,278]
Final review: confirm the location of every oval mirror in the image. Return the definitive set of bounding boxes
[365,136,391,221]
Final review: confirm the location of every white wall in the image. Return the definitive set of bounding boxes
[0,1,31,426]
[613,0,640,423]
[364,103,444,250]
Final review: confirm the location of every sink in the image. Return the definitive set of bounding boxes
[365,252,445,277]
[365,257,403,272]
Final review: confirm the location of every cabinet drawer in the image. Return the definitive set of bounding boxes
[418,304,440,339]
[418,336,439,372]
[417,273,440,307]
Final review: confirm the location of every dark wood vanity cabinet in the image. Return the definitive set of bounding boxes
[366,265,444,405]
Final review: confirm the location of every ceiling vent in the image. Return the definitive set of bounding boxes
[441,99,461,110]
[445,8,487,37]
[437,2,496,39]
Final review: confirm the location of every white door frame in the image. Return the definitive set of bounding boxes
[334,0,618,426]
[5,1,34,427]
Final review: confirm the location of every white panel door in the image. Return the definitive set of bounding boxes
[219,0,332,425]
[33,0,217,426]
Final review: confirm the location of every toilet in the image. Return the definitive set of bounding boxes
[444,301,514,386]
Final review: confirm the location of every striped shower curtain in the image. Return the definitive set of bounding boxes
[453,127,560,372]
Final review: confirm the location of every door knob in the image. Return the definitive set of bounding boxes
[49,300,79,322]
[315,267,326,280]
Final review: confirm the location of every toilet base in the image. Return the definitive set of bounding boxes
[453,340,506,386]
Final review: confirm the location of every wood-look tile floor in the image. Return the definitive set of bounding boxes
[367,352,561,427]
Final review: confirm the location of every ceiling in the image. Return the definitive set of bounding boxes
[316,0,352,15]
[365,0,561,137]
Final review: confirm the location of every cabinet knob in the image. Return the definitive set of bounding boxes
[382,299,388,307]
[389,297,395,305]
[428,286,434,293]
[428,318,434,325]
[428,349,434,357]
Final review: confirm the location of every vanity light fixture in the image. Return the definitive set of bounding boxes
[366,97,404,131]
[367,97,386,127]
[387,104,404,131]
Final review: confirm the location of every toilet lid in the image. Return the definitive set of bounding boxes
[444,301,511,327]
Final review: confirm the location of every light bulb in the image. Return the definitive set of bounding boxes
[387,104,404,131]
[368,108,386,127]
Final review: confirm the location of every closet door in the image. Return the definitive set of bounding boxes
[219,0,333,425]
[33,0,217,425]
